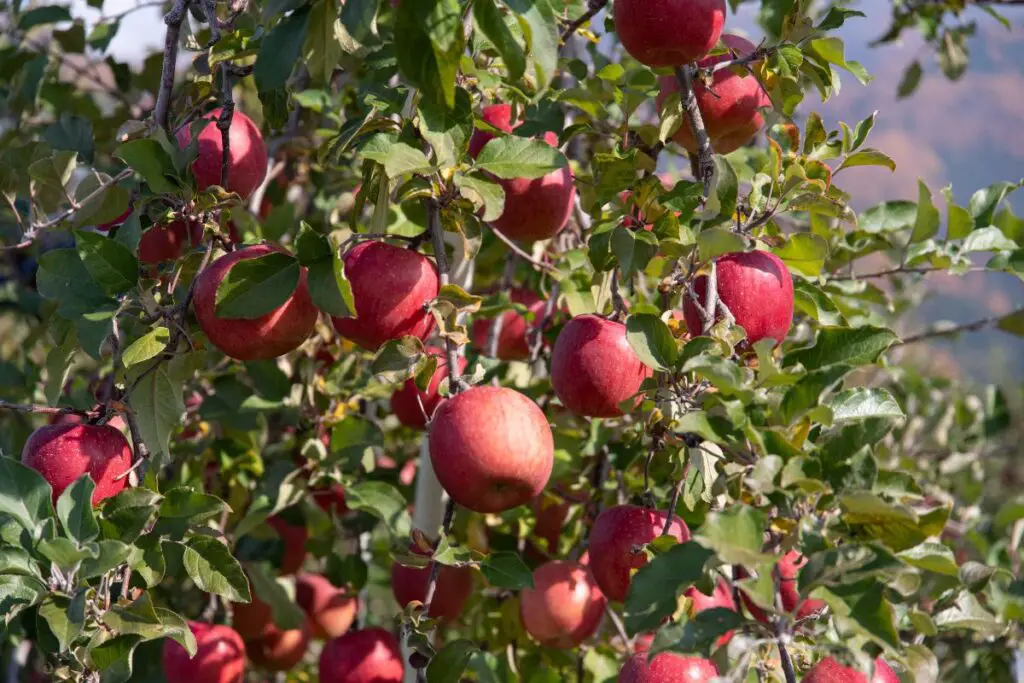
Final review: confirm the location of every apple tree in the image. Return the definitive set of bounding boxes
[0,0,1022,681]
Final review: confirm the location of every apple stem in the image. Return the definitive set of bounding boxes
[673,65,715,202]
[154,0,190,132]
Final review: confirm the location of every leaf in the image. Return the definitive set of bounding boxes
[56,475,100,544]
[159,488,229,524]
[934,592,1005,637]
[695,505,770,566]
[303,0,344,82]
[38,592,86,652]
[839,493,928,552]
[860,200,917,233]
[785,326,898,370]
[214,251,300,319]
[89,633,142,680]
[36,249,112,318]
[101,489,162,543]
[0,575,46,625]
[649,608,745,658]
[898,542,959,577]
[626,314,678,371]
[473,0,527,82]
[896,60,923,98]
[44,330,78,407]
[481,551,533,590]
[183,536,251,602]
[115,139,180,194]
[394,0,465,109]
[623,542,714,635]
[961,226,1017,253]
[246,562,306,631]
[38,538,98,569]
[910,180,940,243]
[611,226,659,278]
[18,5,72,29]
[255,7,311,92]
[774,234,829,276]
[339,0,378,45]
[836,149,896,173]
[780,364,853,424]
[129,365,184,462]
[505,0,558,91]
[827,388,905,423]
[346,481,412,539]
[0,457,54,531]
[454,173,505,222]
[968,180,1020,228]
[428,640,480,683]
[697,228,746,263]
[475,136,567,179]
[45,114,95,163]
[102,592,163,639]
[419,87,473,167]
[80,540,131,579]
[121,327,170,369]
[371,336,426,383]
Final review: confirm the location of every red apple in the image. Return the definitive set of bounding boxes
[193,244,318,361]
[657,34,771,154]
[614,0,725,67]
[683,577,737,647]
[311,484,348,516]
[682,250,793,346]
[138,220,198,265]
[318,628,404,683]
[588,505,691,602]
[550,315,652,418]
[331,241,439,351]
[162,621,245,683]
[296,573,358,639]
[177,108,268,199]
[468,104,516,158]
[804,657,899,683]
[229,594,273,641]
[245,617,311,672]
[21,423,132,505]
[268,515,308,576]
[471,287,546,361]
[520,560,606,648]
[737,550,826,624]
[618,651,719,683]
[490,131,575,243]
[390,351,468,429]
[390,544,473,621]
[428,386,554,513]
[529,493,573,557]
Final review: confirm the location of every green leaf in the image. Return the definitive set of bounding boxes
[625,314,678,371]
[156,608,198,657]
[214,251,300,319]
[428,640,480,683]
[80,539,131,579]
[697,228,746,263]
[623,542,713,635]
[898,542,959,577]
[36,249,112,317]
[944,188,974,241]
[961,226,1017,253]
[0,575,46,624]
[394,0,465,109]
[481,551,533,590]
[454,173,505,222]
[0,457,54,531]
[839,493,929,552]
[346,481,412,539]
[968,180,1021,228]
[836,149,896,174]
[780,364,852,424]
[115,139,180,194]
[56,475,100,544]
[649,608,745,657]
[44,330,78,407]
[339,0,377,45]
[475,136,567,179]
[473,0,527,82]
[89,633,142,680]
[255,7,311,92]
[19,5,72,29]
[826,580,899,647]
[159,487,229,524]
[38,592,86,652]
[827,388,904,423]
[102,592,163,639]
[806,37,871,84]
[934,592,1004,637]
[695,505,770,566]
[38,537,98,569]
[371,336,426,383]
[183,536,251,603]
[860,200,917,233]
[0,547,42,578]
[121,327,170,369]
[246,562,306,631]
[505,0,558,91]
[128,536,166,587]
[774,234,828,276]
[785,326,898,370]
[910,180,940,243]
[611,226,658,278]
[419,87,473,167]
[129,365,184,463]
[45,114,95,163]
[100,488,162,543]
[896,60,923,98]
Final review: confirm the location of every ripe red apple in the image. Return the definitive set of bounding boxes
[428,386,554,513]
[390,544,474,621]
[268,515,308,576]
[468,103,516,158]
[296,573,358,639]
[550,315,652,418]
[245,617,311,672]
[804,657,899,683]
[176,108,268,199]
[737,550,826,624]
[618,651,719,683]
[588,505,691,602]
[390,352,468,429]
[138,220,198,265]
[193,244,318,361]
[331,241,439,351]
[229,594,274,641]
[682,250,793,346]
[684,577,737,647]
[471,287,546,361]
[311,484,348,516]
[490,131,575,242]
[520,560,606,648]
[318,627,404,683]
[162,621,245,683]
[657,34,771,154]
[614,0,725,67]
[529,493,573,558]
[21,423,132,505]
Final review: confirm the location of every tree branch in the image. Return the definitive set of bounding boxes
[0,401,98,418]
[897,307,1023,346]
[673,65,715,201]
[217,65,235,189]
[559,0,609,44]
[828,264,988,281]
[154,0,190,132]
[28,169,133,234]
[661,472,685,536]
[609,268,628,321]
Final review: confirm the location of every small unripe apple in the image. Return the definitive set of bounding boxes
[268,515,308,576]
[391,544,474,621]
[588,505,690,602]
[21,423,132,505]
[520,560,606,648]
[804,657,899,683]
[682,250,793,347]
[468,104,516,158]
[429,386,554,513]
[296,573,358,639]
[471,287,546,361]
[318,627,404,683]
[176,108,268,199]
[614,0,726,67]
[193,244,318,361]
[683,577,737,647]
[162,621,246,683]
[138,220,199,265]
[551,315,652,418]
[245,617,311,672]
[331,241,439,351]
[490,131,575,243]
[618,650,719,683]
[390,352,468,429]
[657,34,771,154]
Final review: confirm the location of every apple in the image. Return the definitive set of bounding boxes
[176,107,268,199]
[331,241,439,351]
[193,244,318,361]
[428,386,554,513]
[550,315,652,418]
[162,621,245,683]
[311,484,348,516]
[138,220,199,265]
[390,351,468,429]
[618,651,719,683]
[468,103,516,158]
[318,627,404,683]
[391,544,474,621]
[296,573,357,640]
[96,207,132,232]
[245,617,311,672]
[681,250,794,347]
[268,515,308,576]
[737,550,826,624]
[490,131,575,243]
[520,560,606,648]
[657,34,771,154]
[471,287,546,361]
[684,577,737,647]
[804,657,899,683]
[614,0,725,67]
[588,505,691,602]
[528,493,573,558]
[229,593,274,640]
[21,423,132,505]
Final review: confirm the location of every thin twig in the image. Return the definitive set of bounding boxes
[701,260,719,334]
[604,603,633,654]
[0,401,97,418]
[427,199,467,394]
[661,474,685,536]
[673,65,715,201]
[828,265,987,281]
[489,226,559,273]
[29,169,133,233]
[897,307,1023,346]
[559,0,609,44]
[706,43,775,76]
[485,253,517,358]
[154,0,190,131]
[217,64,235,189]
[528,282,559,366]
